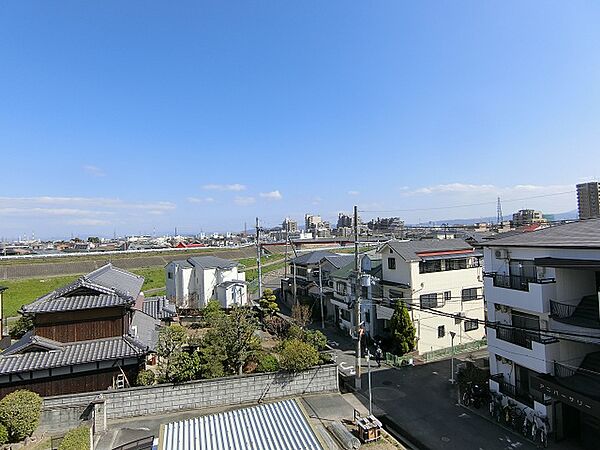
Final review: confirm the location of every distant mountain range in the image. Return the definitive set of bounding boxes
[412,210,578,226]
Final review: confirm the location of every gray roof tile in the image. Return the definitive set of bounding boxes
[0,336,146,375]
[143,296,177,320]
[384,239,474,261]
[85,263,144,297]
[291,250,338,266]
[484,219,600,248]
[23,294,130,314]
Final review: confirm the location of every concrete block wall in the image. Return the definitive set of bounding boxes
[40,365,338,432]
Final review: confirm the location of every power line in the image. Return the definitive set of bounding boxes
[358,190,575,214]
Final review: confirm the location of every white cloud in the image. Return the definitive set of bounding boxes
[312,197,322,206]
[187,197,215,204]
[259,190,283,200]
[202,183,246,191]
[234,196,256,206]
[66,218,111,226]
[82,165,106,177]
[401,183,574,198]
[348,190,360,196]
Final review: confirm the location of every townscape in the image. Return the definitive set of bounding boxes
[2,3,600,449]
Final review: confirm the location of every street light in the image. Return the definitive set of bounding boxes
[366,350,373,415]
[449,331,456,384]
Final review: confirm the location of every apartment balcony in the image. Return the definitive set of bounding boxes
[549,294,600,341]
[484,273,556,314]
[490,373,549,408]
[488,327,559,374]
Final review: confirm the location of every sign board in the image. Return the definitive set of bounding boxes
[531,375,600,418]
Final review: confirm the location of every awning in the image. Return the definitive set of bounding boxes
[419,251,482,261]
[534,257,600,270]
[531,374,600,418]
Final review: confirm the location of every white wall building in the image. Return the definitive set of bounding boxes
[376,239,485,355]
[165,256,247,309]
[484,219,600,447]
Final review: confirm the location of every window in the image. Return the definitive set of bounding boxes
[419,260,441,273]
[388,257,396,270]
[464,319,479,332]
[365,310,370,323]
[462,288,478,301]
[389,290,404,299]
[167,272,173,279]
[438,325,445,338]
[444,291,451,303]
[341,309,351,321]
[336,282,347,295]
[420,293,438,309]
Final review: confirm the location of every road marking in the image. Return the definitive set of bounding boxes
[339,362,356,375]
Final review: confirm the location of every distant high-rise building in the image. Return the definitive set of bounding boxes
[577,182,600,220]
[282,217,298,233]
[304,214,322,231]
[511,209,547,227]
[336,213,352,229]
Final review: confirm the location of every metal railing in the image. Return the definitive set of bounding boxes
[491,374,534,407]
[484,272,555,292]
[112,436,155,450]
[549,300,577,319]
[554,361,576,378]
[495,326,556,349]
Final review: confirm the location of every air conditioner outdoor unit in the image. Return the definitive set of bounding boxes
[495,249,509,259]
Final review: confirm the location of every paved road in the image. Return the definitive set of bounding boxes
[312,324,543,450]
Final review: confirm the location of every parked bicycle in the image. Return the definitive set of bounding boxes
[462,382,487,408]
[489,392,503,423]
[531,413,549,448]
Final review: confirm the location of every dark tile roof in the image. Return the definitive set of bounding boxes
[320,254,354,269]
[291,250,338,266]
[0,336,146,375]
[484,219,600,248]
[170,256,238,270]
[85,263,144,297]
[2,331,63,356]
[383,239,474,262]
[131,310,159,351]
[142,296,177,321]
[22,294,130,314]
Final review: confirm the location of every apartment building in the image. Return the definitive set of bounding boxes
[165,256,247,309]
[512,209,547,227]
[376,239,485,354]
[484,219,600,448]
[577,182,600,220]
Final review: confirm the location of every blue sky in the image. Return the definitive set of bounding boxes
[1,1,600,238]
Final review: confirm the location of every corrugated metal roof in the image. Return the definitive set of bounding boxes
[161,399,323,450]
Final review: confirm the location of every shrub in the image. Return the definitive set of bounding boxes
[0,423,8,445]
[136,369,156,386]
[263,316,290,338]
[9,316,33,339]
[304,330,327,350]
[0,390,42,442]
[280,339,319,372]
[256,353,280,373]
[58,426,90,450]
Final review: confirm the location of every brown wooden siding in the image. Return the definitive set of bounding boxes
[0,365,139,398]
[36,316,125,342]
[34,307,129,342]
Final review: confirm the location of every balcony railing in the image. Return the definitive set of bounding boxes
[495,326,557,349]
[484,272,555,292]
[491,374,534,407]
[549,300,577,319]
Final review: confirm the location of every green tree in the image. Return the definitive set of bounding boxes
[0,390,42,442]
[169,351,201,383]
[304,329,327,351]
[218,305,260,375]
[291,303,312,328]
[9,316,33,339]
[0,423,8,445]
[280,339,319,372]
[197,339,227,379]
[58,426,90,450]
[203,299,226,326]
[156,324,188,382]
[259,289,279,315]
[256,353,280,373]
[135,369,156,386]
[390,301,416,355]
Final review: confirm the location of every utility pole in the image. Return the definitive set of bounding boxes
[256,217,263,298]
[319,260,325,329]
[284,221,289,278]
[449,331,456,384]
[354,205,362,390]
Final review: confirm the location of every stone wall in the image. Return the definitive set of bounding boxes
[40,364,338,433]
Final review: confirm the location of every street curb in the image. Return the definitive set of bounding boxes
[457,402,547,448]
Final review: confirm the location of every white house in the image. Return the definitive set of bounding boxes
[165,256,247,309]
[484,219,600,446]
[376,239,485,355]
